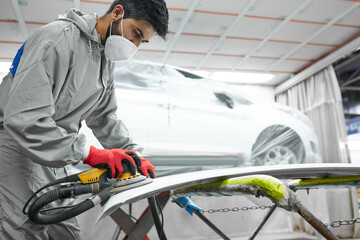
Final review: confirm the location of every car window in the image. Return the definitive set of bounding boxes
[214,91,234,109]
[157,65,179,76]
[175,69,203,79]
[212,85,253,106]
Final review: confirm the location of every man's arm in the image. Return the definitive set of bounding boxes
[3,26,85,168]
[84,81,158,178]
[85,79,143,154]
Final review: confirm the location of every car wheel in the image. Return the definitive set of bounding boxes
[264,145,297,165]
[250,125,305,166]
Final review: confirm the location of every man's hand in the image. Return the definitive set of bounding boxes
[83,146,141,178]
[137,158,156,179]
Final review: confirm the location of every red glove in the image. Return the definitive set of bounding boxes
[137,158,156,179]
[83,146,141,178]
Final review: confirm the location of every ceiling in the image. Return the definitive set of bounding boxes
[1,0,360,86]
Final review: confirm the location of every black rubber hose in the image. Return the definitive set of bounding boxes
[23,175,78,215]
[28,183,111,225]
[28,188,93,224]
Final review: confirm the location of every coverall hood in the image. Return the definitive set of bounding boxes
[58,9,102,44]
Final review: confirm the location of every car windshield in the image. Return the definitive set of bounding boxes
[114,60,257,106]
[172,67,255,105]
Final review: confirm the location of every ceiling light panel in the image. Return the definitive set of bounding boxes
[271,21,324,42]
[182,12,235,35]
[293,0,356,23]
[311,26,360,45]
[196,0,249,13]
[201,55,241,69]
[166,52,206,68]
[165,0,194,9]
[247,0,304,18]
[81,2,110,15]
[213,38,260,56]
[290,45,333,60]
[337,5,360,25]
[0,43,21,60]
[0,0,16,19]
[235,57,278,71]
[271,59,308,73]
[0,62,12,72]
[229,17,285,39]
[0,22,23,42]
[3,23,42,43]
[133,51,165,63]
[172,35,218,53]
[167,9,188,33]
[251,41,303,59]
[20,0,72,23]
[141,35,171,51]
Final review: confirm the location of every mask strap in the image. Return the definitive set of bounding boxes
[121,11,124,37]
[109,11,124,37]
[109,21,113,36]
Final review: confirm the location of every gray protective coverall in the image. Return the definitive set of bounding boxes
[0,9,142,239]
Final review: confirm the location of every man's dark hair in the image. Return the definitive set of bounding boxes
[106,0,169,40]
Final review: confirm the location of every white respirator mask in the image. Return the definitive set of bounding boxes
[104,12,138,61]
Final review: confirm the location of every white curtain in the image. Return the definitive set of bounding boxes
[276,65,349,164]
[276,65,359,238]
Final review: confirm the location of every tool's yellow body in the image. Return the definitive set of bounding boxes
[78,168,108,184]
[117,172,142,182]
[77,167,145,185]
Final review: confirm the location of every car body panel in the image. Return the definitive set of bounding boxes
[83,60,322,176]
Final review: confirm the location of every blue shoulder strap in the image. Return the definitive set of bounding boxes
[10,41,26,78]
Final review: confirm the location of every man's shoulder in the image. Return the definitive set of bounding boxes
[38,20,77,37]
[27,20,80,48]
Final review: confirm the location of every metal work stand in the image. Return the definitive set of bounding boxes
[108,174,342,240]
[247,203,338,240]
[110,192,231,240]
[171,174,341,240]
[189,206,230,240]
[249,205,277,240]
[109,191,170,240]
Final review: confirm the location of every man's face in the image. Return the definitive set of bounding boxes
[112,18,155,47]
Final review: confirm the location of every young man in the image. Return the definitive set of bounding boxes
[0,0,168,239]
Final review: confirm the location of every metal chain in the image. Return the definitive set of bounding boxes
[200,205,274,214]
[325,217,360,228]
[200,204,360,229]
[201,205,360,229]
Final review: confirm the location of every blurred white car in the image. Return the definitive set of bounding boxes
[82,60,321,176]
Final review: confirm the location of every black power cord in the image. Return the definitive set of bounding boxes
[155,197,165,240]
[148,196,167,240]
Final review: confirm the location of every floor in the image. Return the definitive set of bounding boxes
[232,232,360,240]
[231,232,317,240]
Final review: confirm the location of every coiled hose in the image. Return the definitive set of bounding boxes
[27,182,111,224]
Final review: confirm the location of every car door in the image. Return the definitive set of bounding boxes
[147,72,244,169]
[112,63,157,152]
[115,88,149,151]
